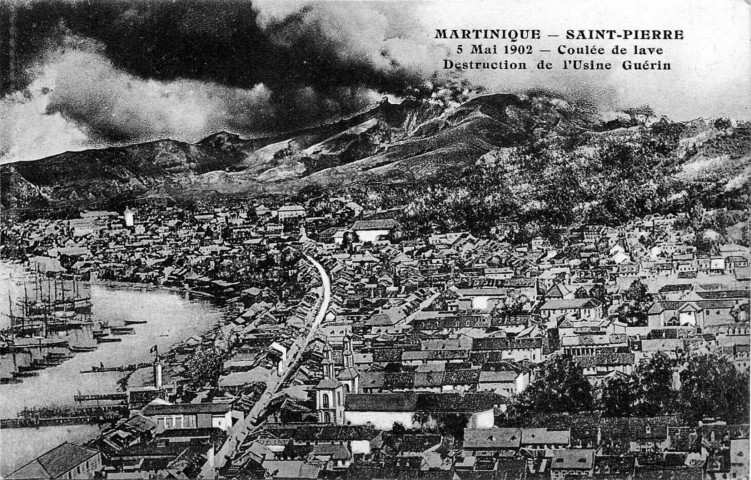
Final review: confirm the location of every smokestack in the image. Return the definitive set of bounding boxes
[153,356,163,389]
[124,207,134,228]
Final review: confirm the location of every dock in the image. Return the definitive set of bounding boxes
[0,404,128,429]
[0,414,121,429]
[80,363,151,374]
[73,393,128,402]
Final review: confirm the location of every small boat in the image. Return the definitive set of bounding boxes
[39,358,65,367]
[17,363,45,372]
[0,377,22,384]
[69,345,98,352]
[47,352,73,360]
[111,327,135,335]
[124,320,147,325]
[97,337,122,343]
[92,330,109,338]
[13,371,39,378]
[11,337,69,349]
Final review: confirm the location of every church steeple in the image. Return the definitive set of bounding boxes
[337,333,360,394]
[342,334,355,370]
[322,341,336,379]
[315,341,345,424]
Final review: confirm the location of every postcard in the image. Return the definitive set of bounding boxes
[0,1,748,478]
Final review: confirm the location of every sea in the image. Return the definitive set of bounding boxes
[0,262,224,475]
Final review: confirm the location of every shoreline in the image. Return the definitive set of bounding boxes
[92,281,229,390]
[0,266,231,476]
[91,278,216,299]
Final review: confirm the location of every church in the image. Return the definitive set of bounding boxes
[314,334,360,424]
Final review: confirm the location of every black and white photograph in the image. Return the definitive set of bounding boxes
[0,0,749,478]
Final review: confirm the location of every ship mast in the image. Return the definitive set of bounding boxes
[23,279,28,318]
[61,274,67,332]
[35,268,39,305]
[7,279,14,333]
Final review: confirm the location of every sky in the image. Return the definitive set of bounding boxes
[0,0,748,164]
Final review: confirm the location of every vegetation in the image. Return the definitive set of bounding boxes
[341,118,704,241]
[513,355,593,416]
[599,375,634,417]
[185,345,228,390]
[511,351,747,426]
[631,352,677,417]
[678,353,749,425]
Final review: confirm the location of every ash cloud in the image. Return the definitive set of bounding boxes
[0,1,450,163]
[2,0,746,164]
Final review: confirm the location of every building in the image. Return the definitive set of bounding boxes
[730,438,749,479]
[8,442,101,479]
[463,428,521,455]
[344,392,500,431]
[539,298,603,321]
[141,402,237,431]
[550,448,595,479]
[277,205,306,220]
[337,334,360,394]
[315,343,347,424]
[352,219,400,243]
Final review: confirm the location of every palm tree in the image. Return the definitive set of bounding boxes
[412,410,432,431]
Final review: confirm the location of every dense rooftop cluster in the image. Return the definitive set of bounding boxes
[1,194,748,480]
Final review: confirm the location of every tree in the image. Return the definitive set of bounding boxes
[633,353,676,416]
[574,286,589,299]
[678,353,750,425]
[626,279,650,304]
[437,413,469,442]
[714,118,732,131]
[491,298,525,317]
[392,422,407,436]
[589,284,607,303]
[515,355,594,416]
[412,410,432,431]
[185,346,226,390]
[599,375,634,416]
[693,231,719,255]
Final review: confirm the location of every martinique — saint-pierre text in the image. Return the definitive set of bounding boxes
[434,29,684,40]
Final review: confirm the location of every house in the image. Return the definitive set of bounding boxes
[99,415,158,455]
[730,438,749,479]
[550,448,595,479]
[539,298,602,321]
[7,442,101,479]
[263,424,381,452]
[141,402,238,432]
[470,337,545,363]
[593,455,635,478]
[344,392,502,431]
[454,288,510,311]
[477,370,530,397]
[648,299,739,330]
[520,428,571,451]
[485,267,515,280]
[259,460,320,479]
[545,283,575,300]
[600,416,678,454]
[277,205,306,220]
[352,219,400,243]
[463,428,521,455]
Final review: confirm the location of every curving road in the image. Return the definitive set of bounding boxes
[220,253,331,470]
[300,254,332,352]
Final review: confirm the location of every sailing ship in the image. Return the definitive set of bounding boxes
[110,326,136,335]
[1,271,98,382]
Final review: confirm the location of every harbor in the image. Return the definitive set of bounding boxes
[0,261,224,475]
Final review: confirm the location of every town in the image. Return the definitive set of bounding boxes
[0,192,747,480]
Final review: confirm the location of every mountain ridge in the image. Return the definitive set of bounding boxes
[1,93,748,214]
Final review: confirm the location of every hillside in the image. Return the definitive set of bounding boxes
[1,93,749,227]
